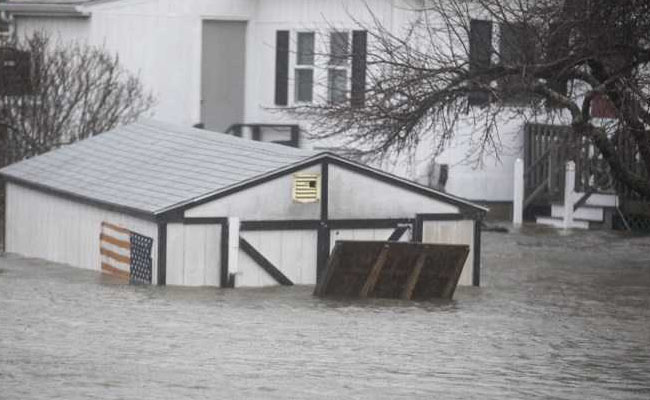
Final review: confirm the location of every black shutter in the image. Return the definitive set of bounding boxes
[351,30,367,108]
[546,21,569,104]
[468,19,492,106]
[275,30,290,106]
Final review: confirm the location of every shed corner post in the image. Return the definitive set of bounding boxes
[157,220,167,286]
[413,214,424,243]
[219,218,232,288]
[316,160,330,282]
[473,215,483,287]
[224,217,240,288]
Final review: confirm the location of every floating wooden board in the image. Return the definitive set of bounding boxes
[314,241,469,301]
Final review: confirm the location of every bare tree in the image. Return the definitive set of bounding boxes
[288,0,650,199]
[0,32,154,167]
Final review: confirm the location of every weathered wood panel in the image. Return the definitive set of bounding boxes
[314,241,469,300]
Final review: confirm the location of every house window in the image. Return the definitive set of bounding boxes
[329,31,349,66]
[499,22,538,104]
[467,20,544,106]
[295,32,314,103]
[328,69,347,104]
[292,173,321,203]
[328,31,350,104]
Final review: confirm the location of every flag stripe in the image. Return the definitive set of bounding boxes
[101,262,131,279]
[101,221,131,235]
[100,247,131,264]
[99,233,131,250]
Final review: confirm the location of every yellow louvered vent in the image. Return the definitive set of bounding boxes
[292,173,321,203]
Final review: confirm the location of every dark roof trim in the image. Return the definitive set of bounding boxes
[159,153,488,218]
[3,175,157,221]
[0,3,89,17]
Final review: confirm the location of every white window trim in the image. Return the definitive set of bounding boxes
[293,30,316,104]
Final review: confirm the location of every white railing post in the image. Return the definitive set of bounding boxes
[562,161,576,229]
[227,217,240,287]
[513,158,524,226]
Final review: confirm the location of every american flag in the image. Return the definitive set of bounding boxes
[100,222,153,284]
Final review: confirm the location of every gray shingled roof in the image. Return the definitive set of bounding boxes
[0,120,317,214]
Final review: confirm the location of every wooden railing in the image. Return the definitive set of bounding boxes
[523,123,623,208]
[225,123,300,148]
[523,124,571,207]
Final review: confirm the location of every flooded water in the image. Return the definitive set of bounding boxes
[1,227,649,399]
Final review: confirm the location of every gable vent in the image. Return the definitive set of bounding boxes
[292,173,321,203]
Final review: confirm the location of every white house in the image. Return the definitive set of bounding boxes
[0,0,534,217]
[0,120,487,287]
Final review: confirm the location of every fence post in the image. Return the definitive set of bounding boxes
[513,158,524,226]
[563,161,576,229]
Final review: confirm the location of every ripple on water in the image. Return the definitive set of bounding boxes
[0,231,649,399]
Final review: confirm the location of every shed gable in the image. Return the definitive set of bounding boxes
[328,164,460,219]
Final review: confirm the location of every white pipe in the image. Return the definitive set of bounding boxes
[563,161,576,230]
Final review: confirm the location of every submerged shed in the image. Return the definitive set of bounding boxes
[1,120,487,288]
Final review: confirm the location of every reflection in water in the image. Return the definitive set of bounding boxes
[0,227,649,399]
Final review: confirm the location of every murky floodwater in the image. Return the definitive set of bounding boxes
[1,227,649,399]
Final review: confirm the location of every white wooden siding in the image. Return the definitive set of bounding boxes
[422,219,475,286]
[165,223,221,286]
[184,165,321,219]
[14,16,90,41]
[5,183,159,282]
[237,230,317,286]
[328,164,460,219]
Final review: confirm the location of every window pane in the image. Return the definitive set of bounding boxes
[500,23,535,65]
[295,68,313,102]
[297,32,314,65]
[328,69,347,104]
[329,31,349,65]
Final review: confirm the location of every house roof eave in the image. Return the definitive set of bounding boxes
[0,3,90,18]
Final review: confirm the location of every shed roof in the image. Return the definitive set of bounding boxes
[0,119,487,218]
[0,120,317,215]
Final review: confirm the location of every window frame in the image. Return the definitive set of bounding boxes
[294,31,316,104]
